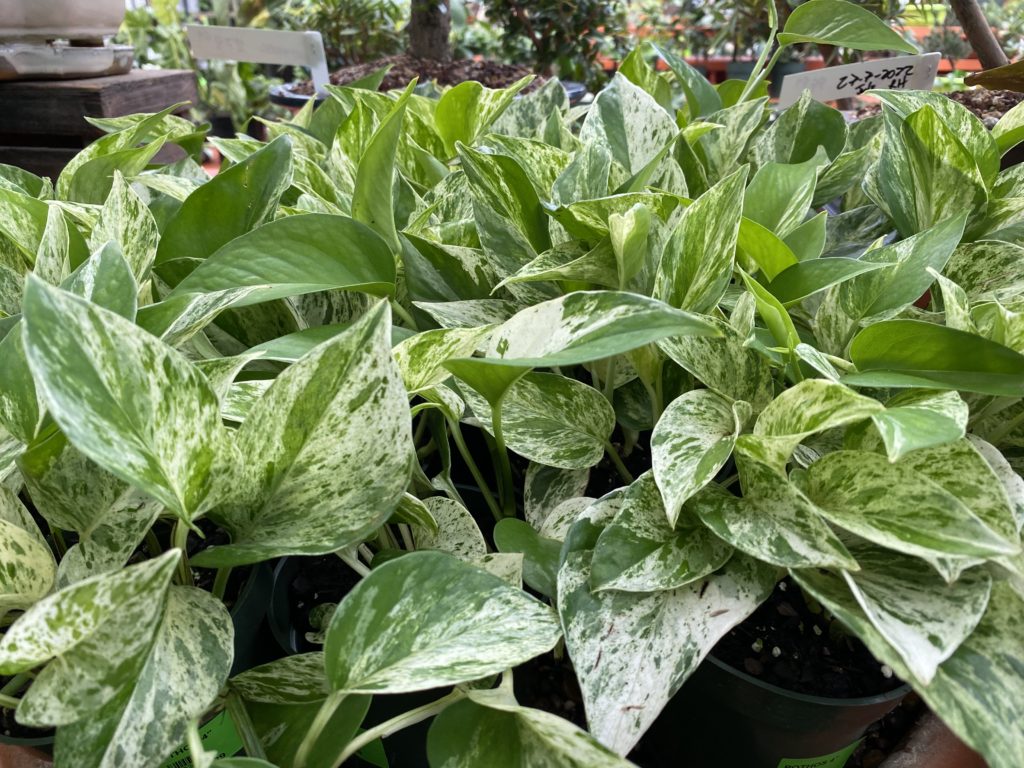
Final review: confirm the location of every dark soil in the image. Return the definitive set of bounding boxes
[855,88,1024,126]
[285,554,360,653]
[291,54,539,95]
[846,693,925,768]
[514,651,587,730]
[713,577,904,699]
[0,692,52,741]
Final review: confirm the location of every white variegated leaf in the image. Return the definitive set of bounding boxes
[841,541,991,684]
[90,172,159,281]
[221,380,272,424]
[967,435,1024,532]
[413,497,487,560]
[323,551,561,694]
[414,299,521,329]
[0,484,55,615]
[802,450,1019,563]
[945,241,1024,304]
[540,497,595,541]
[591,472,733,592]
[651,389,746,526]
[463,372,614,469]
[471,552,524,587]
[428,689,634,768]
[22,278,223,521]
[524,463,590,530]
[868,390,968,462]
[231,653,330,705]
[394,326,492,394]
[558,551,774,755]
[692,459,858,570]
[193,303,412,567]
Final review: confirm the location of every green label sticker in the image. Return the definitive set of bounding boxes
[160,711,245,768]
[776,739,862,768]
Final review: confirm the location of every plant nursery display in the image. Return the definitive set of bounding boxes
[0,1,1023,767]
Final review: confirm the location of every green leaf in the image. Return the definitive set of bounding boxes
[785,212,827,262]
[743,151,824,238]
[22,278,222,521]
[778,0,918,52]
[841,540,991,685]
[436,77,533,157]
[427,690,634,768]
[193,303,412,567]
[0,324,43,443]
[68,136,168,205]
[945,241,1024,304]
[63,241,138,320]
[493,518,562,598]
[90,172,159,281]
[472,291,717,369]
[868,390,969,462]
[491,79,569,139]
[692,461,858,570]
[655,166,747,313]
[579,74,679,176]
[167,213,396,306]
[802,450,1019,561]
[738,379,883,472]
[155,136,292,265]
[993,100,1024,155]
[324,551,561,694]
[463,372,615,470]
[736,217,798,280]
[353,84,414,253]
[658,316,774,413]
[591,472,733,592]
[653,44,721,120]
[551,143,613,205]
[558,550,773,755]
[751,90,847,165]
[651,389,746,526]
[619,46,673,111]
[766,257,890,307]
[609,204,651,289]
[846,320,1024,397]
[694,98,767,182]
[0,484,55,615]
[0,186,49,268]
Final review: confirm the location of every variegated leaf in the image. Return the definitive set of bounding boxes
[0,484,55,615]
[463,372,614,470]
[491,78,569,139]
[654,166,746,314]
[394,326,492,394]
[136,286,264,347]
[693,458,858,570]
[0,324,43,443]
[51,585,233,768]
[651,389,746,526]
[415,299,521,329]
[193,303,412,567]
[413,497,487,560]
[862,390,969,462]
[558,550,774,755]
[323,551,561,694]
[802,450,1019,562]
[967,435,1024,532]
[22,278,223,521]
[945,241,1024,305]
[90,172,159,281]
[743,150,825,238]
[524,463,590,530]
[427,689,635,768]
[231,653,330,705]
[34,205,78,285]
[540,497,594,541]
[841,540,991,684]
[657,317,774,413]
[436,77,532,157]
[591,471,733,592]
[477,291,717,368]
[63,241,138,320]
[694,98,767,182]
[579,74,678,176]
[738,379,883,472]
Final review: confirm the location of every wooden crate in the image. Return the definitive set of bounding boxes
[0,68,198,179]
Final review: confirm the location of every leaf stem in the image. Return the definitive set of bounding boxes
[295,690,347,768]
[390,300,419,331]
[491,399,517,518]
[604,441,635,484]
[226,690,268,761]
[48,524,67,558]
[337,550,371,578]
[448,419,502,521]
[0,673,31,698]
[212,567,232,601]
[986,408,1024,446]
[172,521,192,586]
[145,528,164,557]
[0,693,21,710]
[330,690,465,768]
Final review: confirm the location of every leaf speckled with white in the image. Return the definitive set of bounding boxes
[21,278,223,521]
[524,463,590,530]
[0,484,55,615]
[231,653,330,705]
[413,497,487,560]
[591,471,733,592]
[394,326,492,394]
[193,302,413,567]
[90,172,159,282]
[651,389,745,526]
[558,551,774,755]
[324,551,561,694]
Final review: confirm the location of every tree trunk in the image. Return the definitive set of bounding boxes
[408,0,451,62]
[949,0,1008,70]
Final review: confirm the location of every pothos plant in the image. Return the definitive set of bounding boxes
[0,1,1022,767]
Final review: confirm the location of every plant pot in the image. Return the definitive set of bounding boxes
[664,656,910,768]
[0,743,52,766]
[0,0,125,44]
[229,561,276,676]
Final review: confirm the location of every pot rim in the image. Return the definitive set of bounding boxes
[705,654,912,708]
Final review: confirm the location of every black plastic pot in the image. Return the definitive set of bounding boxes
[0,730,54,750]
[268,556,307,655]
[662,655,909,768]
[229,561,276,676]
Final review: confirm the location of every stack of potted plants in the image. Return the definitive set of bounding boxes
[0,2,1022,766]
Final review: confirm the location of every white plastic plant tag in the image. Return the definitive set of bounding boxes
[777,52,941,108]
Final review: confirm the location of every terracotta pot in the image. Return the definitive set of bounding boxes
[879,713,987,768]
[0,744,52,768]
[0,0,125,44]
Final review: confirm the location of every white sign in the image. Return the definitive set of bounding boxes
[777,52,941,108]
[185,25,330,95]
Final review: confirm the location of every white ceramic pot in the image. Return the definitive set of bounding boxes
[0,0,126,44]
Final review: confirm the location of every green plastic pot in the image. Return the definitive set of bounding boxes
[658,655,909,768]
